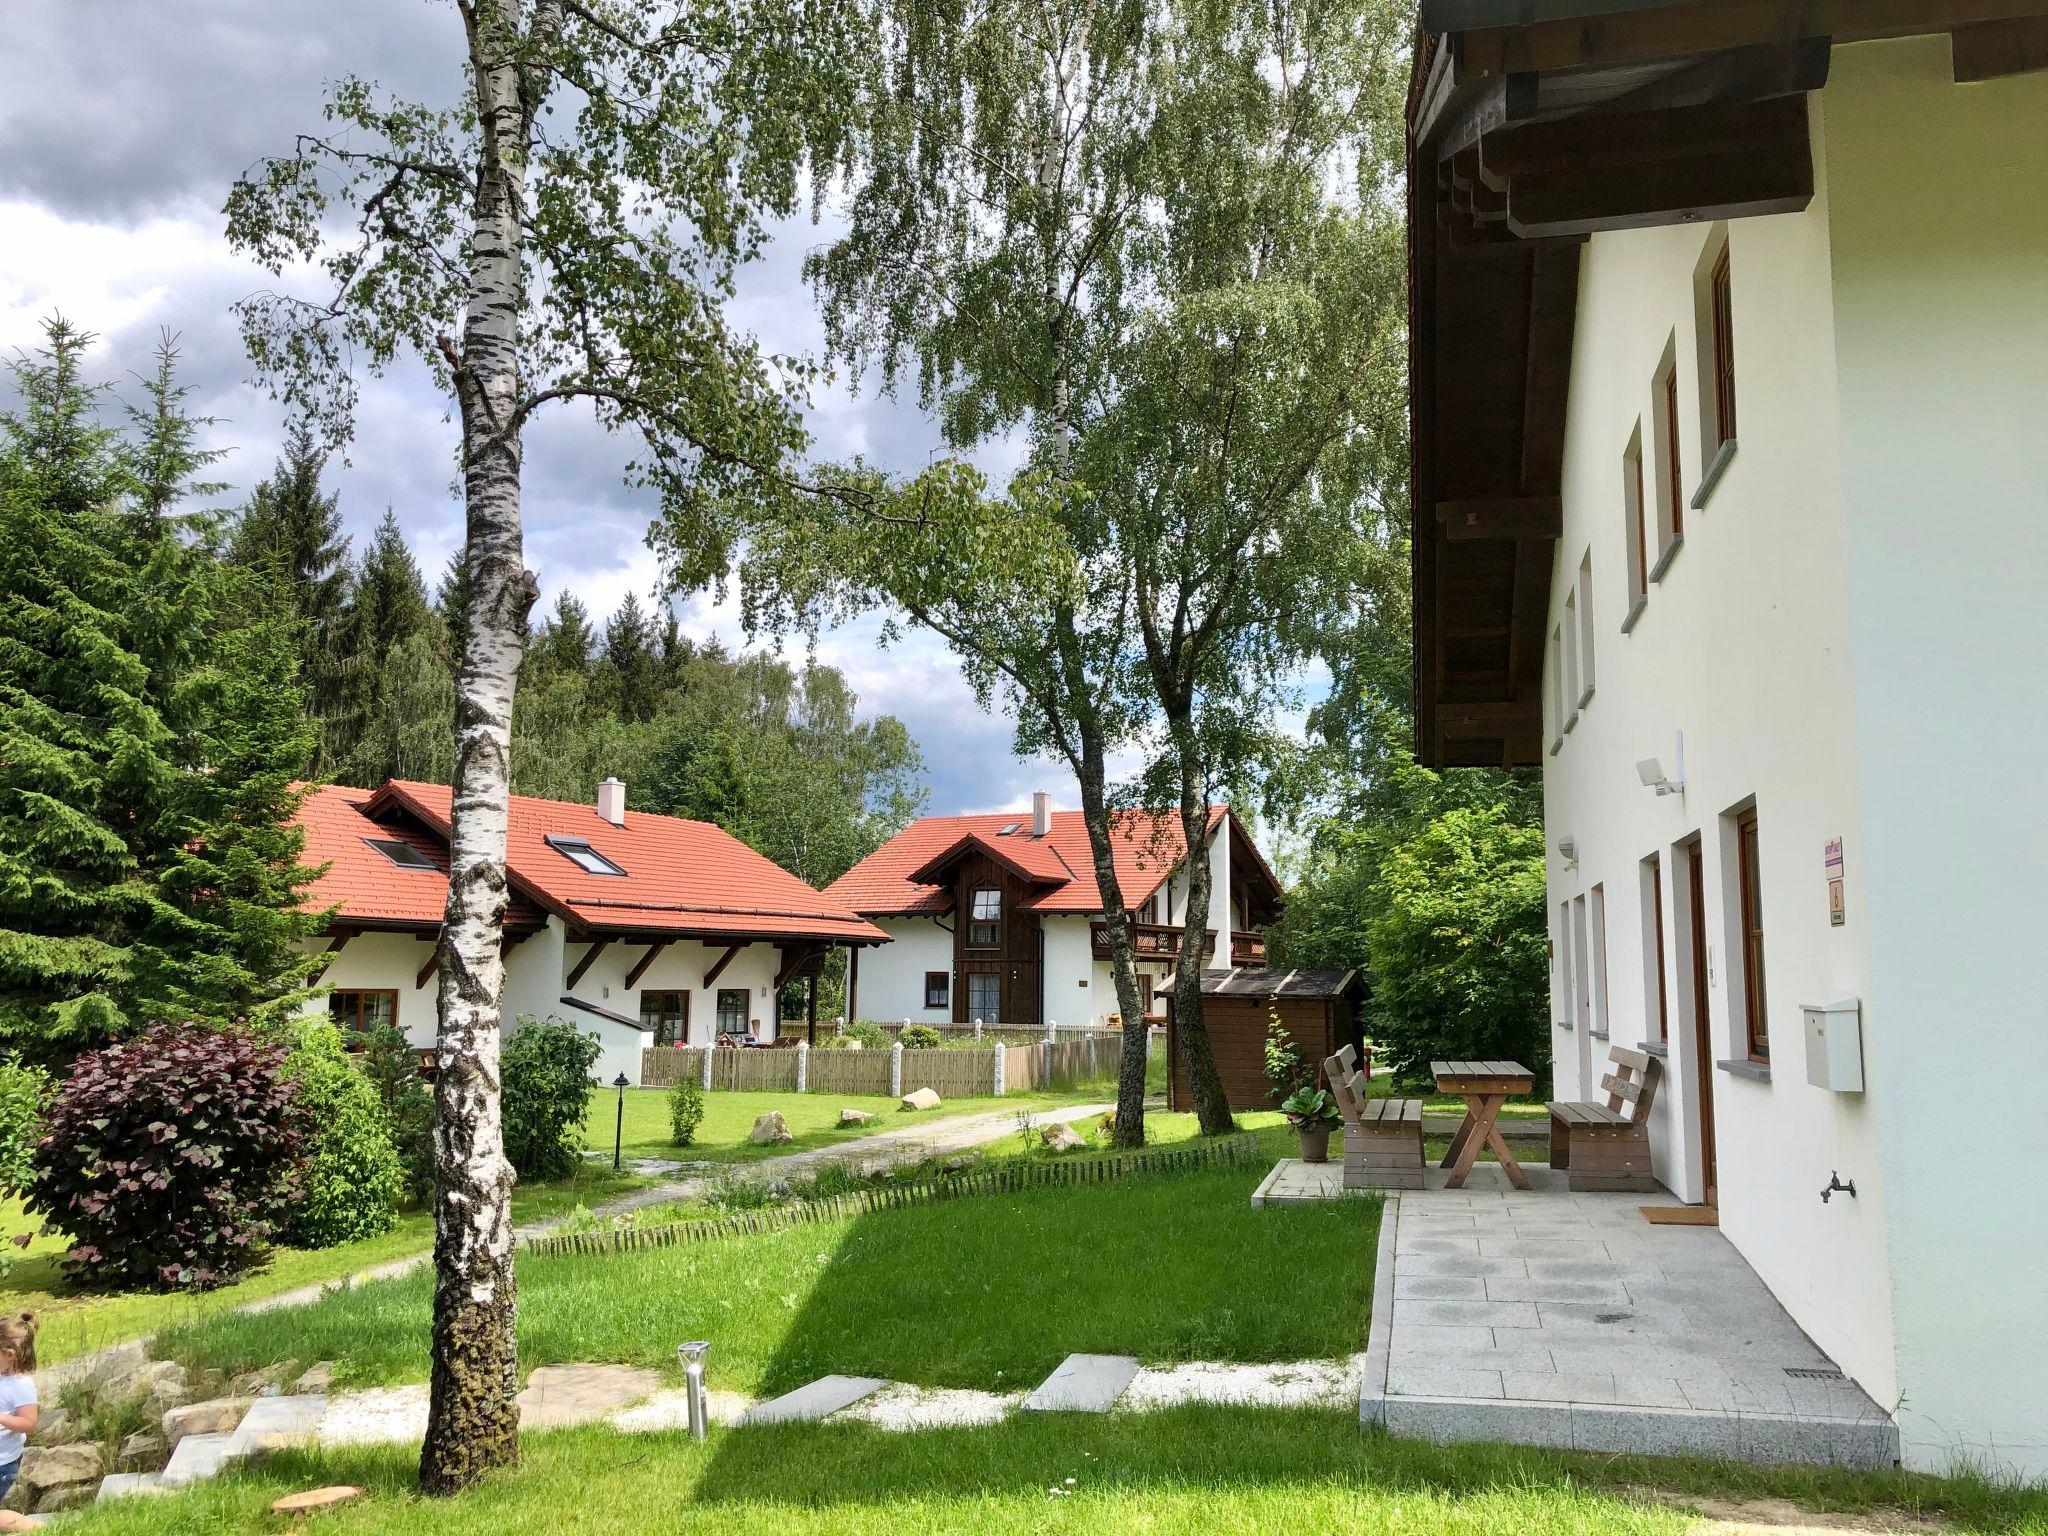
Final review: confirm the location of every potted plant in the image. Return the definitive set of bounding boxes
[1280,1086,1342,1164]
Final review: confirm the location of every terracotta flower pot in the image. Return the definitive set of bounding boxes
[1297,1123,1332,1164]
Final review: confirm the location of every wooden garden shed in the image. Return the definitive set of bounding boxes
[1159,969,1366,1114]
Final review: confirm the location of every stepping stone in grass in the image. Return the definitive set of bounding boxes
[161,1431,242,1487]
[229,1395,328,1455]
[96,1473,168,1502]
[516,1364,663,1431]
[1022,1354,1139,1413]
[741,1376,889,1426]
[270,1486,365,1516]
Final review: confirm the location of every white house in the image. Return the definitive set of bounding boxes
[296,778,887,1084]
[825,791,1284,1029]
[1408,6,2048,1477]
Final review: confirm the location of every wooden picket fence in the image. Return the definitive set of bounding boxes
[524,1130,1265,1260]
[638,1036,1123,1096]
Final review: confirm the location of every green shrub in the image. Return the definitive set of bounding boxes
[354,1022,435,1204]
[282,1025,405,1248]
[501,1015,602,1180]
[667,1073,705,1147]
[900,1024,942,1050]
[0,1055,51,1197]
[1261,1009,1311,1102]
[27,1022,309,1290]
[1366,803,1549,1081]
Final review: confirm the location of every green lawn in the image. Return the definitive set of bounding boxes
[586,1085,1112,1165]
[161,1155,1375,1397]
[51,1407,2048,1536]
[3,1166,649,1369]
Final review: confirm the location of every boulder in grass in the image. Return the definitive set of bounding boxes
[1041,1122,1087,1153]
[295,1362,338,1396]
[838,1108,872,1127]
[271,1486,365,1517]
[900,1087,941,1111]
[19,1442,104,1508]
[748,1111,793,1144]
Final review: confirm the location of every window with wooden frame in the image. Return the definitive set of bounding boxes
[967,887,1001,948]
[1641,853,1669,1044]
[365,837,437,871]
[1735,807,1769,1061]
[1622,423,1649,620]
[715,987,749,1036]
[330,989,398,1034]
[640,989,688,1046]
[1649,340,1685,571]
[1555,900,1574,1026]
[1589,883,1610,1038]
[1709,247,1736,451]
[923,971,950,1009]
[1548,625,1566,752]
[1561,591,1582,730]
[965,971,1000,1022]
[1575,552,1596,706]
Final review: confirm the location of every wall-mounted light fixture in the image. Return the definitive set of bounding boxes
[1636,731,1687,797]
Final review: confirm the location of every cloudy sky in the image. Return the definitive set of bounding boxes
[0,1,1324,823]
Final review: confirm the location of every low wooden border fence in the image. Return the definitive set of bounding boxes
[524,1130,1265,1260]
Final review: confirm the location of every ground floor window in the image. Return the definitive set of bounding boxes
[330,989,398,1034]
[1736,806,1769,1061]
[716,987,749,1036]
[641,989,689,1046]
[965,971,1000,1022]
[924,971,950,1009]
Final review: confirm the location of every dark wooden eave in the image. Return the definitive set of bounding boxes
[1410,1,2048,769]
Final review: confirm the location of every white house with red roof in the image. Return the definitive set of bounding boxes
[826,792,1284,1030]
[295,777,887,1084]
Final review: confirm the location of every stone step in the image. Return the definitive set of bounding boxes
[1022,1353,1139,1413]
[229,1394,328,1455]
[161,1431,242,1487]
[740,1375,889,1426]
[96,1472,169,1502]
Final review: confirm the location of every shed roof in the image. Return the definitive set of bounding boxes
[1155,968,1363,1001]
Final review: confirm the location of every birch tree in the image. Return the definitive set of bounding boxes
[226,0,867,1492]
[740,0,1408,1138]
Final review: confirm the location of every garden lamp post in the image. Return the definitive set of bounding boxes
[612,1072,631,1171]
[677,1341,711,1441]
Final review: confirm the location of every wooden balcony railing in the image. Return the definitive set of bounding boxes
[1231,932,1268,968]
[1090,922,1218,961]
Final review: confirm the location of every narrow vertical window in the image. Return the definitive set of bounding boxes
[1624,427,1649,607]
[1664,368,1684,539]
[1549,625,1566,750]
[1576,552,1595,703]
[1589,884,1610,1037]
[1736,808,1769,1061]
[1711,246,1737,451]
[1556,900,1575,1025]
[1562,591,1581,727]
[1642,853,1669,1043]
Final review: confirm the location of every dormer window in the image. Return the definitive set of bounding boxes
[365,837,436,871]
[968,887,1001,947]
[546,834,626,877]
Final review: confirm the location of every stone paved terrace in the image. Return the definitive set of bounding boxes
[1357,1166,1900,1468]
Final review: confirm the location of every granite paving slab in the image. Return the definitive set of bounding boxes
[162,1432,242,1487]
[1022,1353,1140,1412]
[742,1375,890,1426]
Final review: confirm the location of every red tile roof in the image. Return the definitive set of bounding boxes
[826,807,1233,917]
[296,784,547,931]
[361,780,887,945]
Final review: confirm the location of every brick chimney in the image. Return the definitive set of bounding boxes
[596,777,627,827]
[1032,790,1052,838]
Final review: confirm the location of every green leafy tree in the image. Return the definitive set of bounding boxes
[226,0,872,1489]
[1364,801,1549,1083]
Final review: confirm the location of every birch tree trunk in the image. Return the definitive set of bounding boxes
[419,0,549,1494]
[1167,739,1234,1136]
[1070,716,1154,1148]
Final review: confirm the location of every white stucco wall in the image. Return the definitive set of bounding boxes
[1541,76,1894,1427]
[1819,36,2048,1480]
[1040,914,1098,1025]
[855,917,955,1022]
[1542,39,2048,1477]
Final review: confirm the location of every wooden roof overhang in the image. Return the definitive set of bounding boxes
[1406,0,2048,768]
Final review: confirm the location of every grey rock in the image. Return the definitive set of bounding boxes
[27,1405,69,1444]
[19,1441,104,1500]
[748,1111,793,1144]
[161,1431,241,1487]
[98,1472,169,1502]
[1040,1123,1086,1153]
[837,1108,872,1126]
[161,1396,256,1453]
[36,1480,102,1513]
[295,1362,338,1396]
[100,1359,186,1407]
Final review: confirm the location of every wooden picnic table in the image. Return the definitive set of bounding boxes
[1431,1060,1537,1190]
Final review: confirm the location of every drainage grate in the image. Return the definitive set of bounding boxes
[1784,1367,1845,1380]
[1593,1312,1633,1324]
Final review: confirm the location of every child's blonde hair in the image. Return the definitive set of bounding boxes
[0,1313,36,1373]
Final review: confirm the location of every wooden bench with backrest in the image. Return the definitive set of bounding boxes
[1548,1045,1664,1192]
[1325,1045,1424,1191]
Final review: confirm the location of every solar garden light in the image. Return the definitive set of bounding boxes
[612,1072,631,1171]
[677,1341,711,1441]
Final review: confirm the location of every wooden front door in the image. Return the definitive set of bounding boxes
[1685,839,1719,1208]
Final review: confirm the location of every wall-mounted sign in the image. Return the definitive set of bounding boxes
[1824,837,1846,927]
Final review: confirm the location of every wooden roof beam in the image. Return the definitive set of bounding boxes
[1506,135,1814,239]
[703,941,747,988]
[1481,93,1810,181]
[1952,14,2048,76]
[624,940,670,988]
[566,938,611,990]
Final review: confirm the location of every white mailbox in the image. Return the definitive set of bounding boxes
[1802,998,1864,1092]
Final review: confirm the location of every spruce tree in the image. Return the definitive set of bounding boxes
[598,592,659,723]
[326,509,433,776]
[530,591,594,677]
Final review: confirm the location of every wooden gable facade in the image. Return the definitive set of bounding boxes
[948,850,1043,1028]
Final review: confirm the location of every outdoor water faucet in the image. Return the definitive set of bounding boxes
[678,1341,711,1441]
[1820,1171,1857,1204]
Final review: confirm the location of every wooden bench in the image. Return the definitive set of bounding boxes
[1548,1046,1664,1193]
[1325,1046,1424,1191]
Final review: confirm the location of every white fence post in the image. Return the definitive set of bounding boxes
[1043,1017,1056,1046]
[992,1041,1005,1096]
[795,1040,809,1093]
[890,1040,904,1098]
[700,1044,714,1092]
[973,1016,982,1041]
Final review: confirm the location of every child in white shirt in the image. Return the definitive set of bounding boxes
[0,1312,39,1530]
